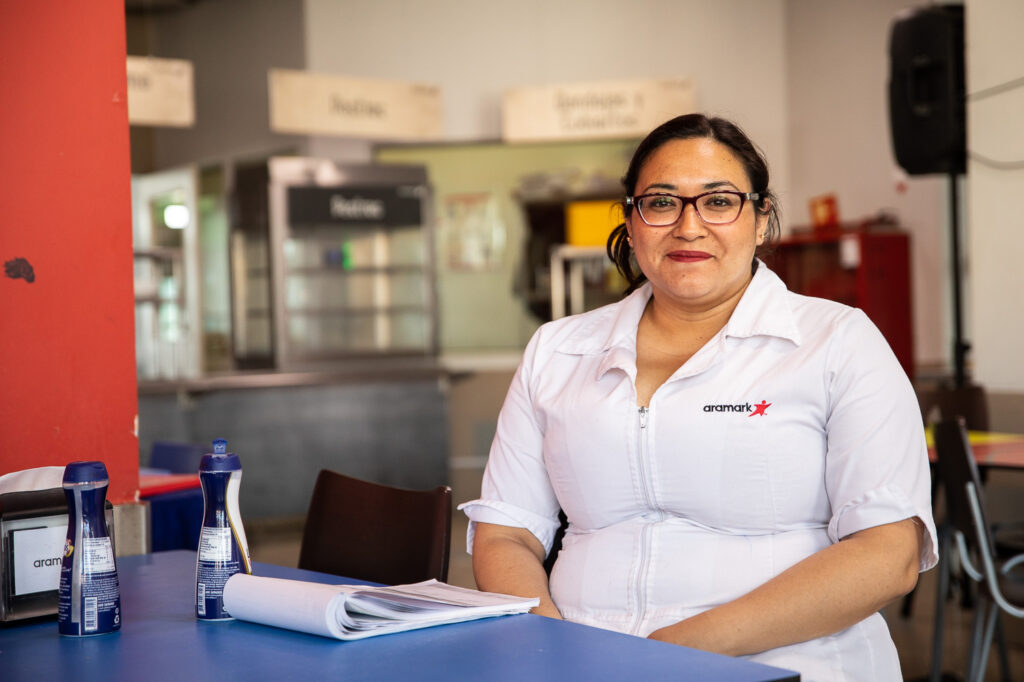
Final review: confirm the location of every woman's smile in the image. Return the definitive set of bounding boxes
[666,250,712,263]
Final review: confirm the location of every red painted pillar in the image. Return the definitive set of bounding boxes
[0,1,139,504]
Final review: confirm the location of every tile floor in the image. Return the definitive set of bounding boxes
[246,463,1024,681]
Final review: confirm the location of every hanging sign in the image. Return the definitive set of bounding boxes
[126,56,195,127]
[502,78,695,143]
[268,69,442,141]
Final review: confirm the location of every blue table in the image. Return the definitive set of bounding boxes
[0,551,799,681]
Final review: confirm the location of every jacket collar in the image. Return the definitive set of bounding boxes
[724,261,802,345]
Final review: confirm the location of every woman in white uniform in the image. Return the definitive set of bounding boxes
[460,113,937,681]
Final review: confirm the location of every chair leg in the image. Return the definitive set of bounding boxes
[979,602,1000,682]
[970,600,999,682]
[965,597,988,682]
[959,570,976,610]
[994,614,1013,682]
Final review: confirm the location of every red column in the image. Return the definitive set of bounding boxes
[0,1,139,504]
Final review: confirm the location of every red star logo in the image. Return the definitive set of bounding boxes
[749,400,771,417]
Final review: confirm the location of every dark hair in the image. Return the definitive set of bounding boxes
[606,113,781,293]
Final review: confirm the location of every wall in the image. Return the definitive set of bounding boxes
[0,1,139,504]
[966,0,1024,397]
[304,0,789,192]
[784,0,946,369]
[146,0,308,170]
[305,0,789,350]
[377,139,637,349]
[305,0,948,365]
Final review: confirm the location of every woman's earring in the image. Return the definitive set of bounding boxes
[626,236,633,248]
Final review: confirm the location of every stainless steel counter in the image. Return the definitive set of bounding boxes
[137,357,448,395]
[136,360,451,519]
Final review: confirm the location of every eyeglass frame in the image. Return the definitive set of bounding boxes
[625,190,762,227]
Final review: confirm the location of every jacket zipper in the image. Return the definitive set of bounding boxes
[629,405,654,635]
[636,406,656,508]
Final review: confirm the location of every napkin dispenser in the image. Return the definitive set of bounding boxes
[0,488,113,623]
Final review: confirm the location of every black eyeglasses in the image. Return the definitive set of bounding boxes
[626,191,760,226]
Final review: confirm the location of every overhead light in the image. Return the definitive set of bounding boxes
[163,204,190,229]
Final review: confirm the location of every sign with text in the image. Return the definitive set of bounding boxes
[269,69,442,141]
[502,78,695,143]
[287,186,423,227]
[12,523,66,596]
[126,56,195,127]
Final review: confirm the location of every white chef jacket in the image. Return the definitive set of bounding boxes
[460,262,938,682]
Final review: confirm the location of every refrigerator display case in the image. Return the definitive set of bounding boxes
[234,158,438,370]
[131,167,202,381]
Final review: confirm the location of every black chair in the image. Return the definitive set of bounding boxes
[543,510,568,576]
[933,383,990,432]
[933,418,1024,681]
[297,469,452,585]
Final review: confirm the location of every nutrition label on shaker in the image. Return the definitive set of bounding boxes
[199,527,234,562]
[82,537,116,573]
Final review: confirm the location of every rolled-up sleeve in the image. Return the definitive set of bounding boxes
[824,310,938,571]
[458,330,562,556]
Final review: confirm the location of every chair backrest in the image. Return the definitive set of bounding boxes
[933,417,996,555]
[933,383,990,431]
[297,469,452,585]
[149,441,206,474]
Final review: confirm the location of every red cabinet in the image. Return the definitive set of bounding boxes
[764,227,914,380]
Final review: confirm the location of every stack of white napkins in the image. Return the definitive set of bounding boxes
[222,574,538,640]
[0,466,65,494]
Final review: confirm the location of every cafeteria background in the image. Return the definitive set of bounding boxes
[1,1,1022,679]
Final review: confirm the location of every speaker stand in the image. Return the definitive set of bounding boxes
[933,172,989,430]
[948,171,970,389]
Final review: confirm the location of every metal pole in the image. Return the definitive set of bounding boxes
[949,172,967,388]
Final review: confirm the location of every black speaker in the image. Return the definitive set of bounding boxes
[888,4,966,175]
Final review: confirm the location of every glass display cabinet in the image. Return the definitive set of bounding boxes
[255,158,437,370]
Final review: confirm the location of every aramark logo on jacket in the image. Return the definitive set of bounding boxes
[703,400,772,416]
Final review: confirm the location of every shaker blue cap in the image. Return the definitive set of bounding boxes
[212,438,228,454]
[200,452,241,472]
[63,461,109,484]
